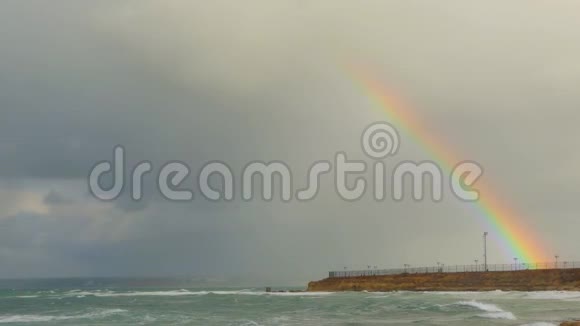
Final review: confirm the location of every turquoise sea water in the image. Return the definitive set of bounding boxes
[0,280,579,325]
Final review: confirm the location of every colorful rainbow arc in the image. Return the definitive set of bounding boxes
[348,65,547,263]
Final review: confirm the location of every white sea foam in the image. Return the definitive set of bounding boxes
[267,291,333,297]
[482,312,518,320]
[0,309,127,323]
[59,289,332,298]
[270,316,290,323]
[237,321,262,326]
[431,290,580,302]
[457,300,516,320]
[60,289,205,297]
[141,314,157,323]
[457,300,505,312]
[524,291,580,301]
[366,295,392,299]
[0,315,57,323]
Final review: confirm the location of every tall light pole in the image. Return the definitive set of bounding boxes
[475,260,479,272]
[514,258,518,271]
[555,255,559,269]
[483,232,488,271]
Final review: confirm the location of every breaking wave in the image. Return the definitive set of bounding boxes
[456,300,516,320]
[524,291,580,301]
[58,289,333,298]
[0,309,127,323]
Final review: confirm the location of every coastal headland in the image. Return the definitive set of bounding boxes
[308,269,580,292]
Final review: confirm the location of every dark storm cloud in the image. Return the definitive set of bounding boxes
[0,0,579,280]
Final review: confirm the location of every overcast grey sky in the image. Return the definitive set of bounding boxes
[0,0,579,283]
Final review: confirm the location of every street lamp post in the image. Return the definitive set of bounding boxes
[514,258,519,271]
[555,255,559,269]
[475,260,479,272]
[483,232,488,271]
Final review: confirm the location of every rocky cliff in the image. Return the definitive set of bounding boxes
[308,269,580,292]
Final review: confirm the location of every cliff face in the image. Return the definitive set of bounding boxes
[308,269,580,292]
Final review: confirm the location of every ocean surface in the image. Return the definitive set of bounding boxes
[0,280,579,325]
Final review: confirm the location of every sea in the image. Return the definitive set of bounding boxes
[0,279,578,325]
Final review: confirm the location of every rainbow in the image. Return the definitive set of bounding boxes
[348,65,548,263]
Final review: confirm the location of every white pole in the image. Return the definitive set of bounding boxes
[483,232,488,271]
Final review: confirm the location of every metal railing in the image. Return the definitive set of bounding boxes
[329,261,580,278]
